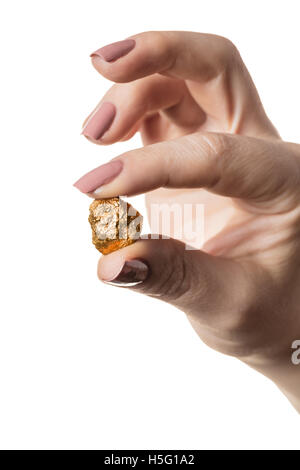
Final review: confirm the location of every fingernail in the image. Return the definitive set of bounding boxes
[73,160,123,194]
[82,102,116,141]
[104,260,149,287]
[90,39,136,63]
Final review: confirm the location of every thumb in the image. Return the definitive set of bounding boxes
[97,237,247,318]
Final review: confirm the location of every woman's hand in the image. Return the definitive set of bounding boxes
[74,32,300,411]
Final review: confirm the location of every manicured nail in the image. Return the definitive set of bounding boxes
[73,160,123,194]
[82,102,116,141]
[104,260,149,287]
[90,39,136,62]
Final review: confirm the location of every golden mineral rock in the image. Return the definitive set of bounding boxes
[88,198,143,255]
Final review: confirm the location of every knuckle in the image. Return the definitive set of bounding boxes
[214,35,240,66]
[141,31,170,52]
[202,132,229,158]
[140,31,175,71]
[150,244,191,302]
[198,132,232,188]
[121,79,152,111]
[199,34,241,75]
[161,262,190,302]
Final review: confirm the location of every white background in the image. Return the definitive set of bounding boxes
[0,0,299,450]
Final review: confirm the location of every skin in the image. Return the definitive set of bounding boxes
[80,32,300,412]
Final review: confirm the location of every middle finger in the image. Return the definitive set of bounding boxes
[81,74,205,145]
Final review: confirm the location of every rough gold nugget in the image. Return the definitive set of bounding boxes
[89,198,143,255]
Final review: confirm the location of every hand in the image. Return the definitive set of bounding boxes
[74,32,300,412]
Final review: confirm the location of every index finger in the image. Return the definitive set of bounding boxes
[74,132,299,213]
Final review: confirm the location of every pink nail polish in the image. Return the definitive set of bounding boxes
[104,260,149,287]
[82,102,116,141]
[73,160,123,194]
[90,39,136,63]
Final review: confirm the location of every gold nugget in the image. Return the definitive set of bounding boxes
[88,198,143,255]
